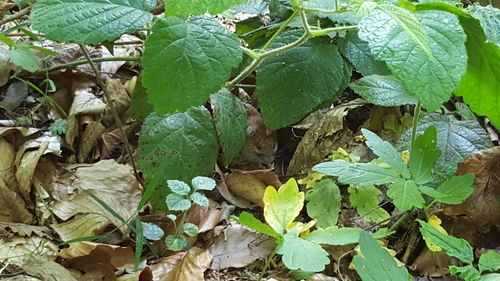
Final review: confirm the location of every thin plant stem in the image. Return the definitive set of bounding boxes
[0,6,31,25]
[258,247,277,281]
[411,102,422,148]
[15,77,68,118]
[79,44,141,182]
[35,56,141,74]
[261,11,297,51]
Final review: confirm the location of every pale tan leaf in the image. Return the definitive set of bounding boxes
[0,222,52,238]
[22,255,77,281]
[51,214,109,241]
[0,137,16,188]
[15,142,49,201]
[77,121,105,162]
[164,248,212,281]
[104,78,131,120]
[150,252,184,281]
[0,180,33,223]
[226,169,281,207]
[0,236,58,266]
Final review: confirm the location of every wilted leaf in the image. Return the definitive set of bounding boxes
[210,223,275,270]
[226,169,281,207]
[15,142,49,202]
[165,247,212,281]
[22,255,77,281]
[443,147,500,232]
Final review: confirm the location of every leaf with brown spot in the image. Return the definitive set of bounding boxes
[164,247,212,281]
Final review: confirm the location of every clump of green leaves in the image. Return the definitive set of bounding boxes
[313,126,474,211]
[49,119,67,136]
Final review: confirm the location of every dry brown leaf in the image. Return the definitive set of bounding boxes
[0,222,52,238]
[0,137,16,188]
[77,120,105,162]
[288,99,367,176]
[216,181,251,208]
[0,236,58,266]
[149,252,184,281]
[226,169,281,207]
[22,255,77,281]
[15,142,49,201]
[411,248,451,277]
[210,223,275,270]
[186,201,222,234]
[51,214,109,241]
[104,78,131,121]
[163,247,212,281]
[0,180,33,223]
[444,146,500,233]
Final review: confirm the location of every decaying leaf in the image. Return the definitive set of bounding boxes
[444,147,500,232]
[0,236,58,267]
[103,78,131,125]
[149,252,184,280]
[226,169,281,207]
[22,255,77,281]
[210,223,275,270]
[15,142,49,202]
[0,222,53,238]
[0,180,33,223]
[164,247,212,281]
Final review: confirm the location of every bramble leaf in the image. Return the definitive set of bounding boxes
[362,129,410,178]
[231,211,280,239]
[409,126,441,184]
[277,229,330,272]
[359,8,467,111]
[30,0,155,44]
[350,75,417,106]
[142,16,242,114]
[306,179,341,228]
[164,0,247,16]
[417,219,474,263]
[210,89,247,165]
[257,30,350,129]
[354,232,411,281]
[387,180,424,211]
[263,178,304,234]
[313,160,401,186]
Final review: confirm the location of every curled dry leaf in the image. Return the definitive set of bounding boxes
[149,252,184,281]
[22,255,77,281]
[225,169,281,207]
[0,222,53,239]
[103,78,131,123]
[0,180,33,223]
[444,146,500,233]
[15,142,49,202]
[210,223,275,270]
[0,236,58,267]
[164,247,212,281]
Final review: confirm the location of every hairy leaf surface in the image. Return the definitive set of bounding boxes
[350,75,417,106]
[164,0,247,16]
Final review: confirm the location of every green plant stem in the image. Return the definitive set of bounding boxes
[15,77,68,118]
[0,6,31,25]
[79,44,141,182]
[261,11,297,51]
[410,102,422,148]
[35,56,141,74]
[388,210,413,232]
[258,247,277,281]
[309,25,357,36]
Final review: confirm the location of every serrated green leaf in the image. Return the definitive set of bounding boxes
[231,211,280,239]
[138,108,219,209]
[349,185,390,224]
[190,192,209,207]
[479,252,500,273]
[257,30,350,129]
[387,180,424,211]
[210,89,247,165]
[469,4,500,46]
[417,219,474,263]
[182,223,198,236]
[304,227,362,245]
[350,75,418,106]
[142,222,165,241]
[350,0,382,17]
[165,235,187,251]
[30,0,155,44]
[399,114,492,176]
[130,77,153,121]
[456,16,500,126]
[164,0,247,16]
[362,129,410,178]
[354,232,411,281]
[167,180,191,195]
[191,176,216,191]
[359,8,467,111]
[432,174,474,204]
[166,193,191,211]
[338,31,391,76]
[409,126,441,184]
[8,47,40,72]
[142,16,242,114]
[306,179,341,228]
[263,178,304,234]
[449,265,481,281]
[230,0,268,14]
[313,160,401,186]
[277,229,330,272]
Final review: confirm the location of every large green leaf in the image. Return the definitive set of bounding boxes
[354,232,412,281]
[277,229,330,272]
[362,129,410,178]
[30,0,155,44]
[479,252,500,273]
[257,30,350,129]
[387,180,424,211]
[231,211,280,239]
[358,7,467,111]
[419,174,474,204]
[350,75,417,106]
[304,227,363,245]
[313,160,401,186]
[408,126,441,184]
[349,185,390,223]
[137,108,219,208]
[164,0,247,16]
[417,219,474,263]
[263,178,304,234]
[210,89,247,165]
[468,4,500,46]
[399,113,492,176]
[455,16,500,126]
[142,16,242,114]
[306,179,341,228]
[337,31,391,76]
